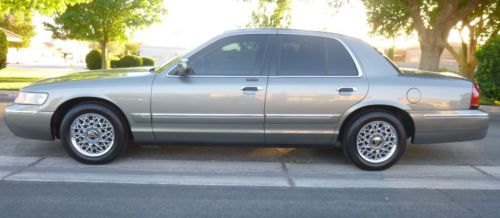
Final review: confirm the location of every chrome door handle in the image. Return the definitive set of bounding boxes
[241,86,263,91]
[337,87,357,92]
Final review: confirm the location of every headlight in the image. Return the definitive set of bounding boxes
[14,92,49,105]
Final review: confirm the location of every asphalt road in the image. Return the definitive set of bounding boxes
[2,181,500,218]
[1,101,500,217]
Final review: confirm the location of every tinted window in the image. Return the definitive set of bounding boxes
[278,35,327,76]
[189,34,268,75]
[325,39,358,76]
[278,35,358,76]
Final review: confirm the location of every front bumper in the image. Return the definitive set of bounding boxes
[4,104,54,140]
[410,109,489,144]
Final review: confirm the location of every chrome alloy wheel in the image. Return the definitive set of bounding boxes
[356,121,398,163]
[70,113,115,157]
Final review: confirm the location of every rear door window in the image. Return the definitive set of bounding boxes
[278,35,327,76]
[325,38,359,76]
[277,35,358,76]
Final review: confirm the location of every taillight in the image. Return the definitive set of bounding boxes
[470,81,480,109]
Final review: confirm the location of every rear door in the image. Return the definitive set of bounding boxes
[265,33,368,145]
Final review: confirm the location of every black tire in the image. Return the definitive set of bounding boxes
[60,102,129,164]
[343,111,407,170]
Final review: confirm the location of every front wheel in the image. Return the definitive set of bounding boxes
[60,103,129,164]
[343,111,407,170]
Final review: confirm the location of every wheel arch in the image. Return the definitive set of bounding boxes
[51,97,132,140]
[336,104,415,145]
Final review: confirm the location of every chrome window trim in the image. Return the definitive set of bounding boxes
[160,29,365,78]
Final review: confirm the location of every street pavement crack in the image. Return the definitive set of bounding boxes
[470,165,500,182]
[1,156,46,181]
[280,161,295,187]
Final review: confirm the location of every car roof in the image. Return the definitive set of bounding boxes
[221,28,356,40]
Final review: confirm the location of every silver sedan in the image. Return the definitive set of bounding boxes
[4,29,489,170]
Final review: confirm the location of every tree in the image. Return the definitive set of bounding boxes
[475,34,500,101]
[0,0,84,53]
[247,0,293,28]
[0,10,36,48]
[445,1,499,78]
[0,0,84,16]
[246,0,347,28]
[45,0,166,69]
[0,32,7,70]
[387,46,395,60]
[363,0,481,71]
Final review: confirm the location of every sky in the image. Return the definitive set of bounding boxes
[33,0,464,50]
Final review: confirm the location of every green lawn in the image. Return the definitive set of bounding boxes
[0,68,77,90]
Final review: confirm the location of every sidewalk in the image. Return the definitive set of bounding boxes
[2,156,500,190]
[482,105,500,113]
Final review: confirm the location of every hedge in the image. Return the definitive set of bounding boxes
[475,35,500,100]
[110,59,120,68]
[112,55,143,68]
[85,49,102,70]
[141,57,155,66]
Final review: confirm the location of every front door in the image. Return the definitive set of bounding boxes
[265,33,368,145]
[151,34,273,143]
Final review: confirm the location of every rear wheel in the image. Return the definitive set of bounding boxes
[343,111,407,170]
[60,103,129,164]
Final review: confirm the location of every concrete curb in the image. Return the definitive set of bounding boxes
[3,156,500,190]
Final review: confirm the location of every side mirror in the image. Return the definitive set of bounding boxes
[148,67,155,73]
[175,59,190,76]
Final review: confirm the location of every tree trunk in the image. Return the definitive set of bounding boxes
[419,36,445,72]
[100,40,108,70]
[406,0,480,72]
[462,61,478,79]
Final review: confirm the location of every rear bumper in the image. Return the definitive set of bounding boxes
[4,104,54,140]
[410,110,489,144]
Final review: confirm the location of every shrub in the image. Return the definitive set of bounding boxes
[85,49,102,70]
[141,57,155,66]
[475,35,500,100]
[110,58,120,68]
[0,32,7,70]
[114,55,142,68]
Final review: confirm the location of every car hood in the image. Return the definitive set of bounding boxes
[29,67,153,86]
